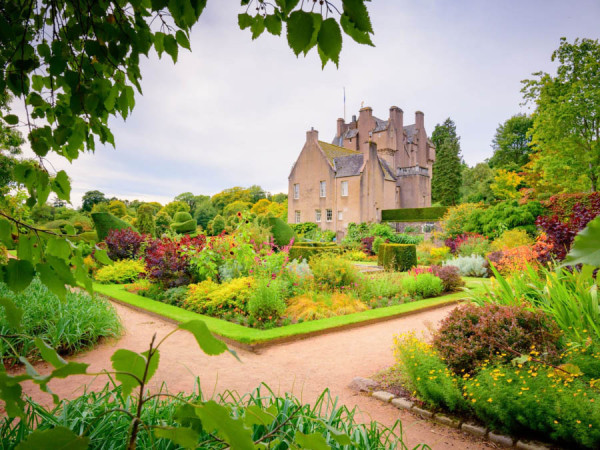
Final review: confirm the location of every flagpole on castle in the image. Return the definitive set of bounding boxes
[343,87,346,122]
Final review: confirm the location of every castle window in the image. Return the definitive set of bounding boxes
[338,211,343,220]
[293,184,299,199]
[326,209,332,222]
[295,210,301,223]
[315,210,321,222]
[341,181,348,197]
[319,181,326,197]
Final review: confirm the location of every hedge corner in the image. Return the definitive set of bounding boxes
[378,243,417,271]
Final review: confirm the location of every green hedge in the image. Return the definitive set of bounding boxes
[381,206,448,222]
[377,243,417,271]
[91,212,136,241]
[289,244,339,262]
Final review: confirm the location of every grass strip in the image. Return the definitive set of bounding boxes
[94,278,490,346]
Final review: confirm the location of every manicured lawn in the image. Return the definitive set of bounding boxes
[93,278,490,347]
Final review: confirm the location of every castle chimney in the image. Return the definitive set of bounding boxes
[415,111,424,130]
[352,114,357,123]
[336,118,345,138]
[358,107,373,154]
[306,127,319,143]
[389,106,404,130]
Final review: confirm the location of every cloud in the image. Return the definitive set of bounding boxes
[15,0,600,206]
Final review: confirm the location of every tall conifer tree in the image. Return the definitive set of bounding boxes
[431,118,463,206]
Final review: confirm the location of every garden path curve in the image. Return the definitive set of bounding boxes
[19,302,495,449]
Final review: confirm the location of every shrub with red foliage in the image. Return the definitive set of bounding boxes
[445,232,486,255]
[536,199,600,261]
[144,235,206,287]
[430,265,464,292]
[361,236,375,255]
[432,303,562,374]
[105,229,146,261]
[543,191,600,220]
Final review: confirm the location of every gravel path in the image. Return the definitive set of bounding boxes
[18,302,495,449]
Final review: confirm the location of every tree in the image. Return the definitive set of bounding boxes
[108,199,127,218]
[0,96,23,196]
[175,192,201,215]
[193,197,217,229]
[489,114,534,171]
[522,38,600,192]
[461,162,495,203]
[490,169,523,200]
[155,210,172,236]
[81,190,107,212]
[431,118,463,206]
[161,200,189,217]
[251,198,272,215]
[211,187,252,213]
[136,203,156,236]
[248,185,267,203]
[223,200,252,217]
[271,192,288,203]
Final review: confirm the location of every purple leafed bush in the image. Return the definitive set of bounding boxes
[105,229,146,261]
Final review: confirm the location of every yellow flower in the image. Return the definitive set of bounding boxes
[487,398,493,403]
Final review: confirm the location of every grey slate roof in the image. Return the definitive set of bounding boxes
[404,124,417,143]
[373,116,389,132]
[333,153,396,181]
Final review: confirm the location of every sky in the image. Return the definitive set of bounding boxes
[20,0,600,207]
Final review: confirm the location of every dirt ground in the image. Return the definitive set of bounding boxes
[17,302,497,449]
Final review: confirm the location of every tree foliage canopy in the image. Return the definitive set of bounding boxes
[489,114,534,171]
[431,118,463,206]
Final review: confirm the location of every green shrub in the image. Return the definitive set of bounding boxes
[136,203,156,236]
[0,279,121,362]
[310,254,361,289]
[95,259,145,284]
[456,235,491,256]
[72,231,98,243]
[357,273,404,303]
[248,279,287,322]
[401,273,443,298]
[394,334,467,412]
[381,206,448,222]
[91,212,137,241]
[268,217,295,247]
[372,236,385,254]
[288,243,339,262]
[377,243,417,271]
[170,211,196,234]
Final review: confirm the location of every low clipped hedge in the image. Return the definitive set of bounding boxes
[377,243,417,271]
[92,212,136,241]
[289,243,340,262]
[381,206,448,222]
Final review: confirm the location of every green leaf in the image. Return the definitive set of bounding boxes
[46,238,72,260]
[52,171,71,201]
[341,0,373,33]
[3,260,34,292]
[164,35,179,63]
[294,431,331,450]
[15,426,90,450]
[47,255,76,285]
[154,32,165,56]
[244,404,276,427]
[238,13,253,30]
[17,235,37,264]
[111,349,159,398]
[277,0,300,15]
[36,263,67,301]
[324,425,352,445]
[176,30,191,50]
[563,215,600,267]
[0,297,24,331]
[340,14,374,46]
[49,361,89,379]
[3,114,18,125]
[286,11,315,56]
[251,15,265,40]
[94,248,113,265]
[154,426,199,449]
[0,372,27,418]
[178,320,231,357]
[0,218,12,246]
[264,14,282,36]
[34,338,67,369]
[195,401,255,450]
[317,18,342,67]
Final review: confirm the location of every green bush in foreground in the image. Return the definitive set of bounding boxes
[95,259,145,284]
[0,279,121,362]
[0,383,424,449]
[378,243,417,271]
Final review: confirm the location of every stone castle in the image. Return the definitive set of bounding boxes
[287,106,435,237]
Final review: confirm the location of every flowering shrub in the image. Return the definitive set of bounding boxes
[145,235,206,287]
[456,235,490,257]
[430,265,464,292]
[356,273,405,305]
[285,292,367,321]
[445,233,484,254]
[247,279,287,324]
[105,228,146,260]
[432,303,562,374]
[95,259,145,284]
[310,255,361,289]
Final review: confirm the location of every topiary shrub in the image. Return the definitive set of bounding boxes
[136,204,156,236]
[170,211,196,235]
[377,243,417,271]
[267,217,295,247]
[91,212,137,241]
[432,303,563,374]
